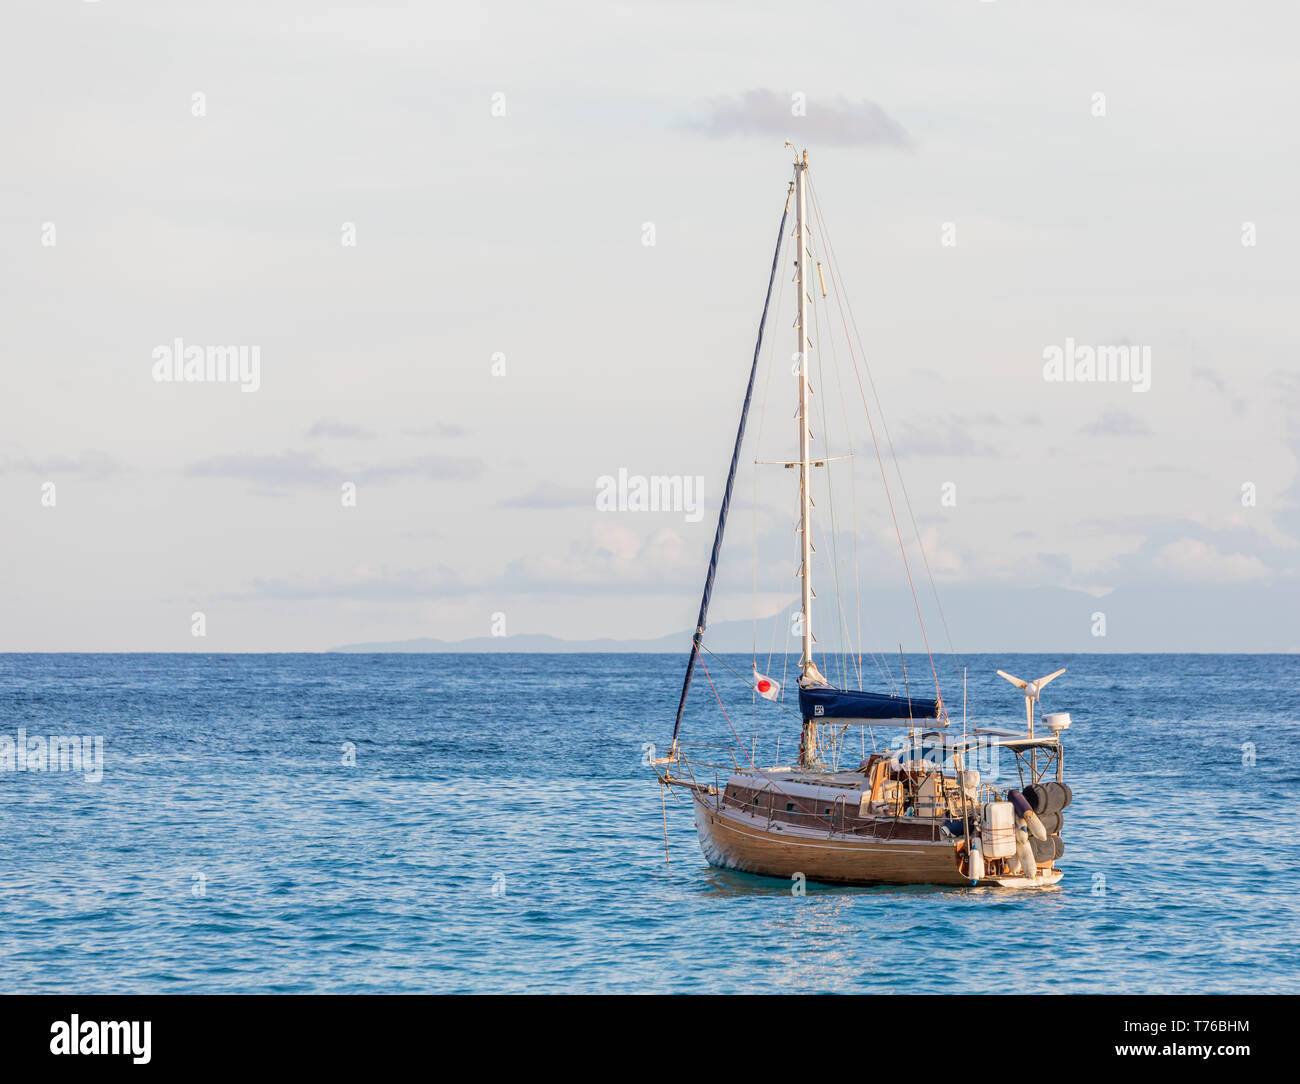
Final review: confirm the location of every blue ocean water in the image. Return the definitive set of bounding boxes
[0,652,1296,994]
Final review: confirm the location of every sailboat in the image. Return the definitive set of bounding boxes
[653,148,1074,888]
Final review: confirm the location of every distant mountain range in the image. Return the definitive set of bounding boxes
[329,583,1300,653]
[331,614,779,653]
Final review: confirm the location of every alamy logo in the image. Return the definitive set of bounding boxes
[0,729,103,782]
[885,733,1005,781]
[1042,338,1150,392]
[595,468,704,523]
[152,337,261,392]
[50,1015,151,1064]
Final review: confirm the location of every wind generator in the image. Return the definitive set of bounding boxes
[996,668,1067,736]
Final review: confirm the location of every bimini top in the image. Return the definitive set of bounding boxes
[799,684,943,726]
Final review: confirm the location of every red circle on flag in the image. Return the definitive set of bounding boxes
[757,680,771,693]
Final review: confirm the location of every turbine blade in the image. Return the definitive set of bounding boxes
[1035,667,1067,689]
[997,669,1028,689]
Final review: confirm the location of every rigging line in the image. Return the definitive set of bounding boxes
[751,218,789,459]
[808,277,848,691]
[759,382,789,686]
[752,451,759,745]
[760,460,790,693]
[696,653,842,832]
[819,274,864,694]
[759,237,795,686]
[751,367,760,738]
[764,493,795,696]
[778,538,793,715]
[851,455,890,693]
[806,180,945,717]
[765,543,792,688]
[758,235,792,689]
[811,308,863,691]
[806,236,868,691]
[813,215,890,695]
[808,179,946,703]
[836,351,883,694]
[671,186,793,747]
[764,261,795,707]
[808,227,863,694]
[699,654,762,773]
[807,204,896,696]
[764,580,782,682]
[701,643,804,725]
[827,524,858,693]
[809,177,962,693]
[754,225,792,683]
[751,400,760,717]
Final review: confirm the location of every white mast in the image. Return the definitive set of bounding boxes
[794,148,815,683]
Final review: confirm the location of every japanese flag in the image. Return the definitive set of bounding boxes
[753,668,781,701]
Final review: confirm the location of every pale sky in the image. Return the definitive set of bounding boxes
[2,1,1298,652]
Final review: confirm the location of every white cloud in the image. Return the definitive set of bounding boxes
[503,523,693,594]
[1155,539,1271,583]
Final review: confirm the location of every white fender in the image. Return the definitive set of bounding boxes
[969,837,985,883]
[1024,809,1048,842]
[1015,822,1038,881]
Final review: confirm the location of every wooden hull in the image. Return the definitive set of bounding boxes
[692,792,1061,889]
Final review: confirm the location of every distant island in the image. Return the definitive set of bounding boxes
[330,613,776,653]
[328,583,1300,653]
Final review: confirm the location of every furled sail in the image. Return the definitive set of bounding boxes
[798,684,942,725]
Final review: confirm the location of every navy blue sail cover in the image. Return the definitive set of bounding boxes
[799,685,941,722]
